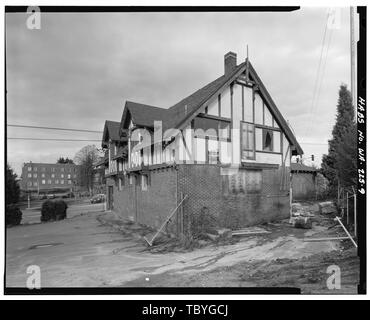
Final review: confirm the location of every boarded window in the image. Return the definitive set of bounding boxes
[241,122,255,160]
[225,170,262,195]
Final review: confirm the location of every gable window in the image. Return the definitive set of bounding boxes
[241,122,255,161]
[263,129,273,152]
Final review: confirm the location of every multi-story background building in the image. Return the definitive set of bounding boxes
[20,162,82,193]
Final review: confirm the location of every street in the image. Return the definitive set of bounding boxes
[20,200,105,224]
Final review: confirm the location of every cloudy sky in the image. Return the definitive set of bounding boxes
[6,7,354,175]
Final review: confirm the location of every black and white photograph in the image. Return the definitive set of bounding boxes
[3,4,366,297]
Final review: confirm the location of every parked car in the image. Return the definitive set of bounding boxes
[47,193,55,199]
[90,194,105,204]
[38,194,47,200]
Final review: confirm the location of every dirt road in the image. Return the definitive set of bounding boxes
[6,208,360,293]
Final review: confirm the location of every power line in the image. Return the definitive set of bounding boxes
[8,137,101,142]
[7,124,103,133]
[303,9,331,138]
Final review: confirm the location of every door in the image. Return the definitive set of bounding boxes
[108,186,113,210]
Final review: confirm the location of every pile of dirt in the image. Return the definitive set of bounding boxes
[237,248,359,294]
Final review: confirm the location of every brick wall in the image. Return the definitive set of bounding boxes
[110,163,291,237]
[177,164,290,232]
[110,168,178,234]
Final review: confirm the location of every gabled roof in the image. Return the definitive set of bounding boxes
[164,64,245,131]
[102,120,121,147]
[117,58,303,155]
[120,101,169,130]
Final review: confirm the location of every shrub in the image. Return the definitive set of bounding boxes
[6,204,22,226]
[41,200,68,222]
[190,206,217,238]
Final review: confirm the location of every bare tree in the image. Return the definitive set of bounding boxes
[74,145,102,195]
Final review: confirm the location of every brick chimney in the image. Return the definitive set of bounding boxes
[224,51,237,75]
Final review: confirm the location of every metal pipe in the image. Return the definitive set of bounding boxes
[334,216,357,248]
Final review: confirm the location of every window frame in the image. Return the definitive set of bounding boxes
[193,114,231,142]
[240,121,256,161]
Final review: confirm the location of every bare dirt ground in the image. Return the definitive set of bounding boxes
[6,201,360,293]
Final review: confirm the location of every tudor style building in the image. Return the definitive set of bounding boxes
[98,52,303,236]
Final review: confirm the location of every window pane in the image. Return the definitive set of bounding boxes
[263,129,273,151]
[194,117,218,137]
[241,122,255,160]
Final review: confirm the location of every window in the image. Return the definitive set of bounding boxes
[61,167,64,172]
[41,167,46,172]
[224,170,262,195]
[28,167,32,171]
[241,122,255,160]
[28,181,32,186]
[41,173,45,178]
[33,182,38,187]
[141,175,148,191]
[61,180,64,184]
[61,174,64,178]
[51,167,55,172]
[194,116,231,140]
[73,174,77,178]
[28,173,32,178]
[67,174,71,179]
[68,180,72,185]
[42,180,46,185]
[48,179,52,184]
[33,167,37,171]
[263,129,273,152]
[118,178,123,191]
[55,179,59,184]
[51,173,55,178]
[129,175,133,185]
[33,173,37,178]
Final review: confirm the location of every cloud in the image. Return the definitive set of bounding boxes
[6,8,351,174]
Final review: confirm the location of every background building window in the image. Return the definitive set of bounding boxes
[42,180,46,185]
[51,173,55,178]
[27,173,32,178]
[33,173,37,178]
[41,173,45,178]
[61,174,64,178]
[61,180,64,184]
[28,167,32,171]
[48,180,52,184]
[55,179,59,184]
